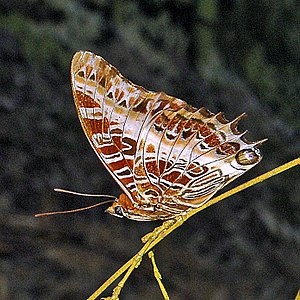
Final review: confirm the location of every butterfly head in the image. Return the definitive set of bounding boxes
[105,193,133,219]
[106,202,125,218]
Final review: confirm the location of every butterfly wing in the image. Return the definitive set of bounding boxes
[71,51,263,220]
[71,51,149,203]
[71,51,187,207]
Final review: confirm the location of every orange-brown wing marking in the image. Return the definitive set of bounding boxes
[71,51,145,201]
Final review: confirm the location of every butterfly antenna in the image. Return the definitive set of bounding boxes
[53,188,116,199]
[35,200,114,217]
[34,188,116,217]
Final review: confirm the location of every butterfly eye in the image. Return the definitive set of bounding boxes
[114,206,124,217]
[236,149,261,166]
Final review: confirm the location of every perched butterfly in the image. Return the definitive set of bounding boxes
[71,51,263,221]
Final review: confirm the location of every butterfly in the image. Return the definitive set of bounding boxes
[71,51,263,221]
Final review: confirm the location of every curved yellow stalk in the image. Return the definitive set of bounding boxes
[88,157,299,300]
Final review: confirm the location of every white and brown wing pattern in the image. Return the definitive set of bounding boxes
[71,51,263,221]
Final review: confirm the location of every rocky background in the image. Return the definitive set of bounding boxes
[0,1,299,299]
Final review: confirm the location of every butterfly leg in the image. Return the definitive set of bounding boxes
[141,218,178,244]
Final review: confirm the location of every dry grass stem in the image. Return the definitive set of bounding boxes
[88,157,299,300]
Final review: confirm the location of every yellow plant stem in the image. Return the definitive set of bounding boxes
[95,241,152,300]
[148,250,170,300]
[88,157,299,300]
[89,219,177,300]
[295,289,300,300]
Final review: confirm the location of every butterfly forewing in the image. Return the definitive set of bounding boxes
[72,52,144,203]
[71,51,263,221]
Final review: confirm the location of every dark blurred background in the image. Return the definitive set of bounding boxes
[0,1,299,299]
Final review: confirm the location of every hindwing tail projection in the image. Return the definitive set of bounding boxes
[71,51,264,221]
